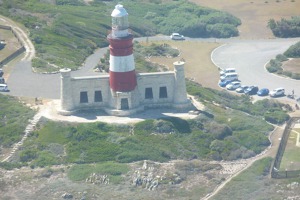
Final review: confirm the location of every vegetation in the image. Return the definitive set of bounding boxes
[68,162,129,184]
[268,17,300,38]
[0,0,240,70]
[284,41,300,58]
[186,80,290,124]
[213,157,273,200]
[0,94,35,148]
[11,81,291,168]
[266,44,300,80]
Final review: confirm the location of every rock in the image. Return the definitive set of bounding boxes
[62,193,73,199]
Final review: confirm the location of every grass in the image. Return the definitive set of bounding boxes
[0,94,36,148]
[67,162,129,184]
[280,128,300,170]
[0,28,21,60]
[212,157,273,200]
[145,41,221,89]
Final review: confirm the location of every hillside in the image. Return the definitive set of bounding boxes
[190,0,300,39]
[0,0,240,70]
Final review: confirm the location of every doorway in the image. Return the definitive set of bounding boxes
[121,98,129,110]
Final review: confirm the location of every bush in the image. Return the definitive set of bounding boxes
[264,111,290,124]
[284,41,300,58]
[268,17,300,38]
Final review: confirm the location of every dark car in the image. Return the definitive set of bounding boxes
[236,85,249,93]
[0,69,3,77]
[257,88,269,96]
[244,86,258,95]
[218,79,232,87]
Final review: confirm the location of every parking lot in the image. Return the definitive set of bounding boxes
[212,38,300,103]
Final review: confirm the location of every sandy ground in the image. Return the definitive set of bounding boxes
[37,99,198,124]
[190,0,300,39]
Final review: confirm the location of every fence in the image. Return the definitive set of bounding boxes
[271,117,300,178]
[0,25,26,67]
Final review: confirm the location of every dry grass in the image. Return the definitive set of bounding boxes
[189,0,300,39]
[141,40,221,89]
[283,58,300,73]
[0,29,21,60]
[280,128,300,171]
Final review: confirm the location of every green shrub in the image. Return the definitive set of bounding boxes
[0,94,35,147]
[68,162,129,183]
[264,110,290,124]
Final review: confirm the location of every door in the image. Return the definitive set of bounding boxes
[121,98,129,110]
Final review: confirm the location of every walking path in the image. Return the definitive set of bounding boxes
[1,112,42,162]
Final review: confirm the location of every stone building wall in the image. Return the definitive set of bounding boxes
[59,62,191,116]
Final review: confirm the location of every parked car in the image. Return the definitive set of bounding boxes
[0,69,3,77]
[170,33,185,40]
[236,85,249,93]
[257,88,269,96]
[218,79,232,87]
[220,68,236,76]
[0,84,8,92]
[0,77,5,84]
[220,72,238,82]
[270,88,285,97]
[226,81,241,90]
[244,86,258,95]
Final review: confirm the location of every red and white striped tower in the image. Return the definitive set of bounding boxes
[107,4,137,92]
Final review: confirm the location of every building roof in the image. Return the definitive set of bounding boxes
[111,4,128,18]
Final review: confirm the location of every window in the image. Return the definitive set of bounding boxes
[159,86,168,98]
[80,91,88,103]
[94,91,103,102]
[145,87,153,99]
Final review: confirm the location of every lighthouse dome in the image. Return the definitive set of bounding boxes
[111,4,128,18]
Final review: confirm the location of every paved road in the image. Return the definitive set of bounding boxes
[5,35,300,100]
[212,38,300,100]
[6,47,108,99]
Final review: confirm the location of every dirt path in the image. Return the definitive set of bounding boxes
[203,123,286,199]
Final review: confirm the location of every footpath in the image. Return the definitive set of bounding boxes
[1,112,42,162]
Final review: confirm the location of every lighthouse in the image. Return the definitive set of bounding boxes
[107,4,137,92]
[59,4,191,116]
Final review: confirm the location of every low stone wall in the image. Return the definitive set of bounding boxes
[0,25,26,67]
[0,25,11,30]
[0,46,25,67]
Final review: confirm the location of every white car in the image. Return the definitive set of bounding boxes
[170,33,185,40]
[270,88,285,97]
[0,83,8,92]
[226,81,241,90]
[220,68,236,76]
[220,72,238,82]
